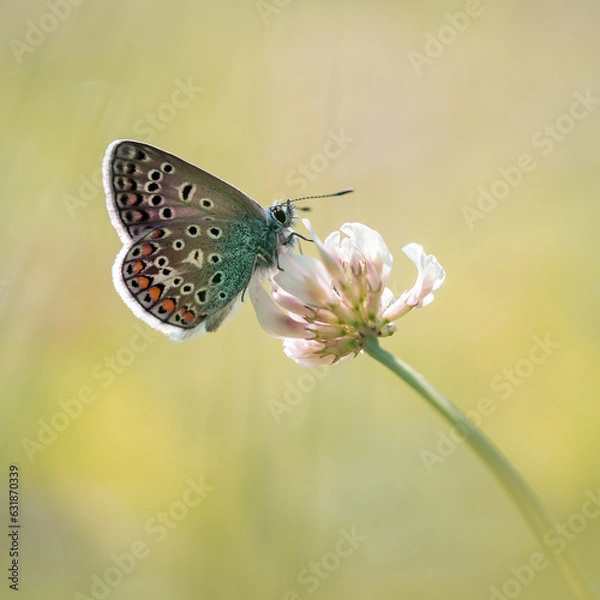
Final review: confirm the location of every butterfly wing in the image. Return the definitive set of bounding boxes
[103,140,266,242]
[103,140,268,341]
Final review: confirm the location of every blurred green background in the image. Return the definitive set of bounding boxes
[2,0,600,598]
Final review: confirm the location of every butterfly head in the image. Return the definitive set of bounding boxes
[266,200,298,252]
[265,188,355,252]
[267,200,297,231]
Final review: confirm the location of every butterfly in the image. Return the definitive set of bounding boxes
[103,140,351,342]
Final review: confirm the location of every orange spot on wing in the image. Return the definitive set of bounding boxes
[148,286,163,302]
[161,299,175,313]
[150,229,165,239]
[182,311,195,325]
[141,243,155,256]
[132,261,144,274]
[136,276,150,289]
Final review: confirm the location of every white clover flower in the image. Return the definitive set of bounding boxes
[250,220,445,366]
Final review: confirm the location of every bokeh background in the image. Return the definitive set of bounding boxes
[2,0,600,599]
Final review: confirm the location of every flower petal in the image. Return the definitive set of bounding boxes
[274,252,338,306]
[302,219,346,284]
[379,286,396,312]
[381,295,412,321]
[248,279,311,339]
[283,338,355,367]
[340,223,393,270]
[271,282,310,315]
[340,222,393,290]
[382,243,445,320]
[283,338,334,367]
[402,243,445,307]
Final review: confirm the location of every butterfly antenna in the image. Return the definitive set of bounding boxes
[288,188,353,204]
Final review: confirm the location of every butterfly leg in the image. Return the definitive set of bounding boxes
[285,232,312,244]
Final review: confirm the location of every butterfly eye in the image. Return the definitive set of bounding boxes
[273,206,288,224]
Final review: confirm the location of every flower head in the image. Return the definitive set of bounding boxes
[250,220,445,367]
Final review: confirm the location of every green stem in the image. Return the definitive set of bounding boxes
[363,335,596,600]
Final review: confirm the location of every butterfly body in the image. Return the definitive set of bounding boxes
[103,140,296,341]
